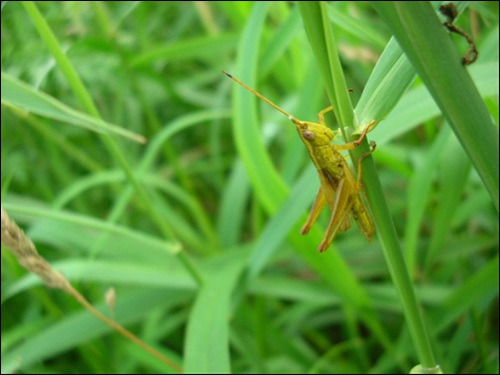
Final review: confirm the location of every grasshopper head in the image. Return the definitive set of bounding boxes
[297,121,335,146]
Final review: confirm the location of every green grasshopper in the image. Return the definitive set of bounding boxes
[224,71,376,252]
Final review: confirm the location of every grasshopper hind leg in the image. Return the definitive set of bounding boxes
[317,178,353,252]
[300,187,327,235]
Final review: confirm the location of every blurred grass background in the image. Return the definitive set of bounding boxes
[1,1,498,373]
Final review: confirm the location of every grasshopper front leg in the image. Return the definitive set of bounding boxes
[335,119,376,151]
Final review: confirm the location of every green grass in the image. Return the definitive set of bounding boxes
[1,1,498,374]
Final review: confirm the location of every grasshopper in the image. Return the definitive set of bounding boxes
[223,71,376,252]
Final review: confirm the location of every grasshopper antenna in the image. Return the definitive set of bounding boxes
[222,71,301,125]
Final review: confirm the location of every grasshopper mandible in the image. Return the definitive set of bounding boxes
[223,71,376,252]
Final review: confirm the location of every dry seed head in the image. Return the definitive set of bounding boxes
[1,207,70,290]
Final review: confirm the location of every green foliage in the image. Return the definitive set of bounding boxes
[1,2,498,374]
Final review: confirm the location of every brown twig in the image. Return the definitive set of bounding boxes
[439,3,478,65]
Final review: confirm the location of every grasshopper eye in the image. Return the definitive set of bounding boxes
[302,130,316,141]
